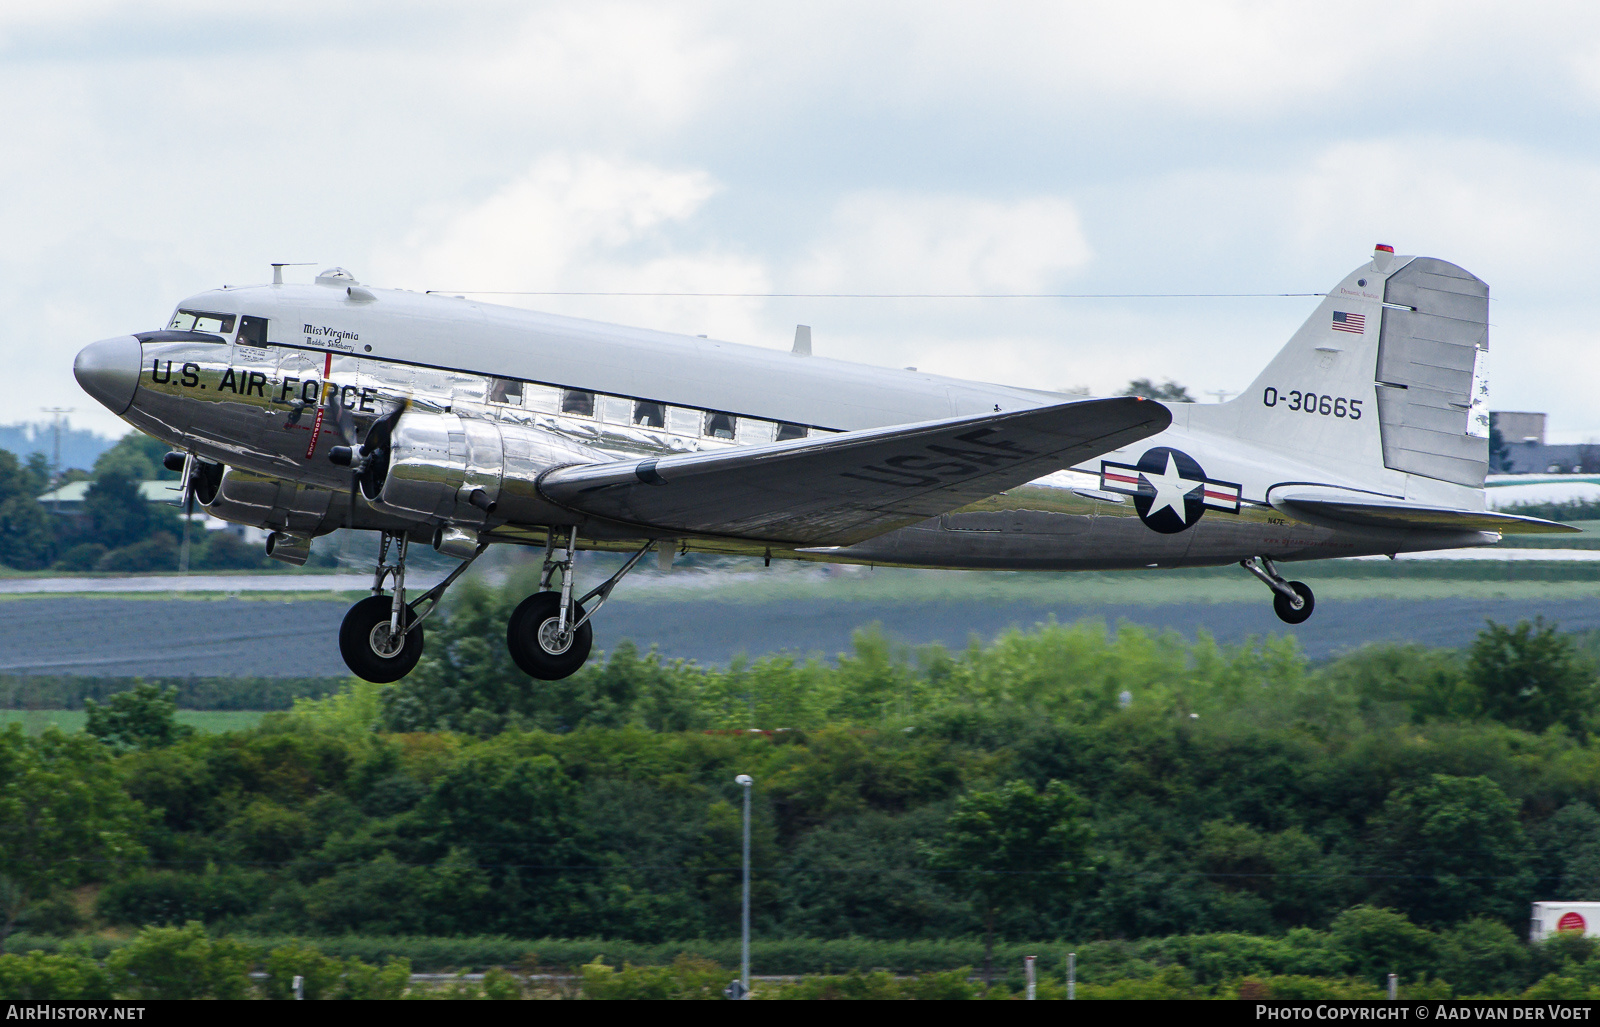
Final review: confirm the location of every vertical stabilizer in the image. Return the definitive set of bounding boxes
[1223,247,1488,492]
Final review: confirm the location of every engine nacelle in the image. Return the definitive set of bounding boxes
[377,411,502,522]
[376,410,594,526]
[201,466,415,536]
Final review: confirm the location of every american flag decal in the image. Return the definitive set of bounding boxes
[1331,310,1366,334]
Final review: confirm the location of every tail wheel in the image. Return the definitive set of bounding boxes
[1272,581,1315,625]
[506,592,593,680]
[339,595,424,682]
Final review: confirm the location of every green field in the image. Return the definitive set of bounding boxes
[0,709,266,735]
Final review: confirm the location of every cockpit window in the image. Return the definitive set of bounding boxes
[168,309,236,335]
[238,315,268,347]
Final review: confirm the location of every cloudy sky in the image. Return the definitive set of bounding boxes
[7,2,1600,440]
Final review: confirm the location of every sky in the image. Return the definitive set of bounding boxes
[7,2,1600,441]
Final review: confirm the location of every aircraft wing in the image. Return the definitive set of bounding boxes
[537,397,1170,545]
[1270,486,1579,535]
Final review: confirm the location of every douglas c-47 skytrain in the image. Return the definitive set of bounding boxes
[74,246,1574,682]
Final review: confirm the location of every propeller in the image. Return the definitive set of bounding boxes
[328,397,408,526]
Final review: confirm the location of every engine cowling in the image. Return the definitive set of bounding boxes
[201,466,414,536]
[373,410,594,527]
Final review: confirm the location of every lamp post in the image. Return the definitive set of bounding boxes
[736,773,753,998]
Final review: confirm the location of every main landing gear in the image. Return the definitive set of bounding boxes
[339,531,487,682]
[506,528,653,680]
[1241,555,1315,625]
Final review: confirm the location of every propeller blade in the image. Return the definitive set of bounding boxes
[323,389,359,446]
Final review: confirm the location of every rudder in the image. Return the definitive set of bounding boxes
[1225,247,1488,492]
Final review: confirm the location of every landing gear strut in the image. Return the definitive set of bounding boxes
[506,529,653,680]
[338,530,487,682]
[1241,555,1315,625]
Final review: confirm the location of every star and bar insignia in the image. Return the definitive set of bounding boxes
[1099,452,1242,521]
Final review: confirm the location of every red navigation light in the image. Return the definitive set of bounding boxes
[1374,244,1394,254]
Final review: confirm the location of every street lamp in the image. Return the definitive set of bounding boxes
[736,773,753,999]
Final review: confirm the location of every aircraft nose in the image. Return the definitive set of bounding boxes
[73,335,142,415]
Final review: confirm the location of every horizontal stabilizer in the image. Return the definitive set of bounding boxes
[1270,486,1577,535]
[538,397,1171,545]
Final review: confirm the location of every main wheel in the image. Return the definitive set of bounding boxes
[339,595,424,682]
[506,592,593,680]
[1272,581,1315,625]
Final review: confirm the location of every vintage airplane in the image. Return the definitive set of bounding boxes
[72,244,1572,683]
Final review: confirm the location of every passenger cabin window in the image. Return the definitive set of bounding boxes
[488,378,524,405]
[168,309,236,335]
[633,401,665,428]
[561,389,594,416]
[776,422,808,442]
[237,315,268,347]
[599,396,632,423]
[705,412,736,440]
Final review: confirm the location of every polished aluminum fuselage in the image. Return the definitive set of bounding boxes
[117,279,1495,568]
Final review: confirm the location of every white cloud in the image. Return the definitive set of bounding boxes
[454,4,735,133]
[373,153,773,342]
[794,192,1092,294]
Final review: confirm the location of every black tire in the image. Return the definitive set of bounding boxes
[1272,581,1315,625]
[506,592,594,680]
[339,595,424,682]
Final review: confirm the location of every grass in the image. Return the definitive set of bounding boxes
[0,710,267,735]
[613,562,1600,606]
[1,562,1597,607]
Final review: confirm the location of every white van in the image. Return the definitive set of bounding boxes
[1530,902,1600,940]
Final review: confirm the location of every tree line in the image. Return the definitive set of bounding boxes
[0,431,294,572]
[3,601,1600,991]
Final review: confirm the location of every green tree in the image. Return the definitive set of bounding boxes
[106,921,252,1000]
[0,950,113,999]
[410,746,594,935]
[261,942,346,1000]
[1467,619,1596,735]
[1535,803,1600,899]
[1328,906,1440,985]
[1368,774,1534,926]
[923,779,1093,981]
[0,450,53,570]
[1439,917,1530,995]
[0,726,148,950]
[84,683,195,752]
[1121,378,1195,402]
[1316,643,1476,723]
[92,431,178,482]
[1196,821,1351,927]
[81,470,160,550]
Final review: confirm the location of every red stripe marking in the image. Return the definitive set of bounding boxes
[304,352,333,460]
[1103,472,1141,485]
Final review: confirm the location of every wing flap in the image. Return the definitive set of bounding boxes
[538,397,1170,545]
[1271,485,1578,535]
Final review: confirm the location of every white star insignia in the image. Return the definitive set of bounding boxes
[1140,453,1202,524]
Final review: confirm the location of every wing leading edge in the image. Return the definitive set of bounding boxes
[536,397,1172,546]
